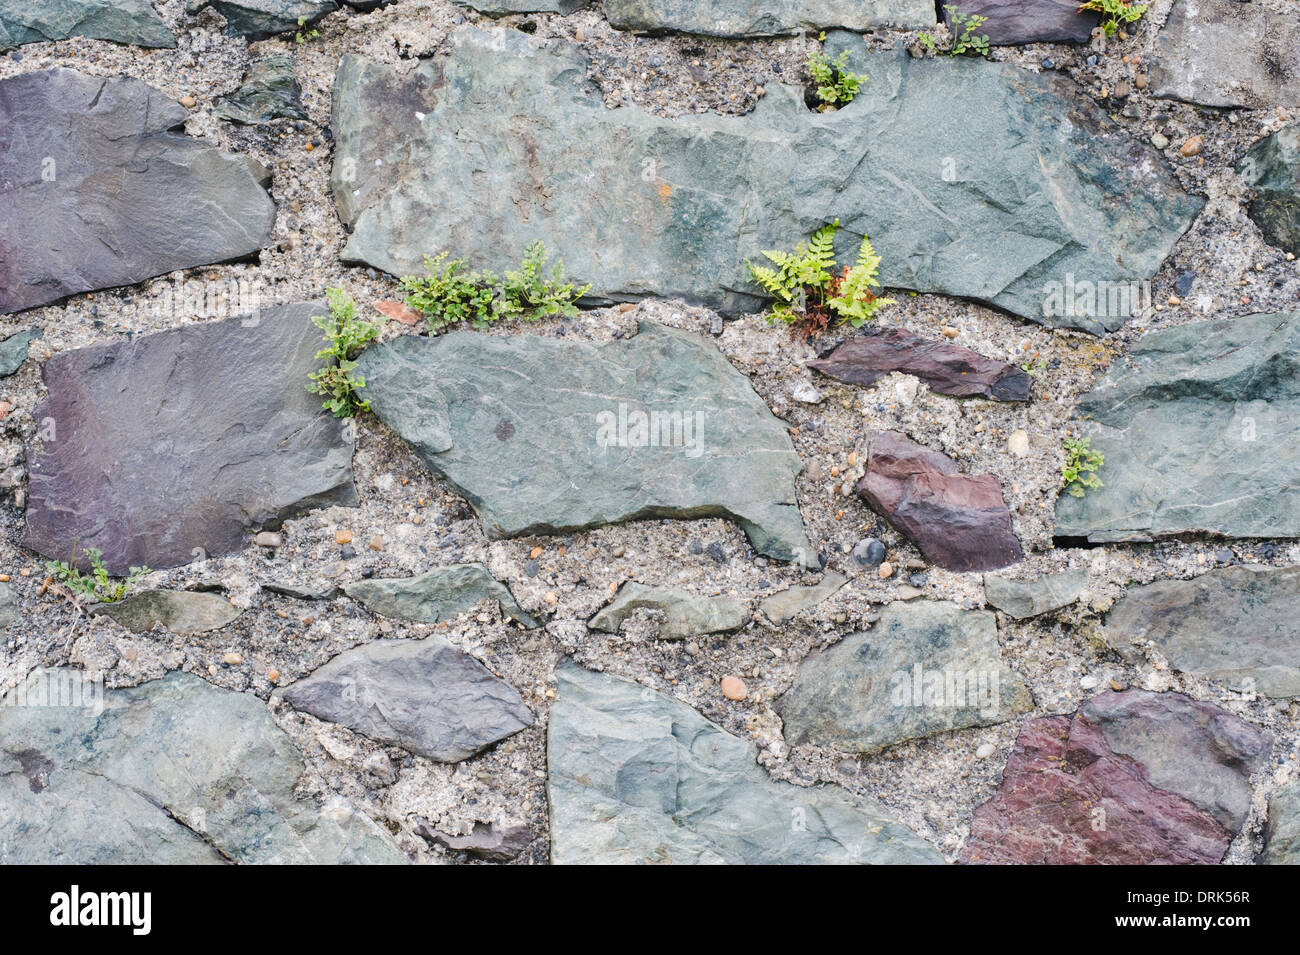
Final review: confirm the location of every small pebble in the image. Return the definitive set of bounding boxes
[720,675,747,701]
[852,538,886,567]
[335,530,353,545]
[975,743,995,759]
[1150,132,1169,149]
[878,561,894,580]
[180,95,196,108]
[1179,135,1203,157]
[1007,428,1030,457]
[223,652,242,665]
[254,531,282,548]
[368,535,384,551]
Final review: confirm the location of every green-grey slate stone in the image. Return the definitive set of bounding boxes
[353,322,816,567]
[214,55,308,125]
[92,590,243,635]
[1054,313,1300,542]
[983,568,1086,619]
[187,0,336,38]
[547,660,945,864]
[457,1,589,13]
[0,0,175,51]
[1262,783,1300,865]
[760,570,847,623]
[332,26,1200,332]
[344,564,538,627]
[0,327,39,377]
[777,600,1031,754]
[603,0,934,36]
[0,582,20,629]
[1240,126,1300,256]
[1105,566,1300,699]
[589,582,749,639]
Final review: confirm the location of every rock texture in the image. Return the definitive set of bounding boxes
[0,0,175,51]
[187,0,337,38]
[808,327,1030,401]
[778,600,1031,754]
[760,570,846,624]
[353,322,816,566]
[1054,313,1300,543]
[1149,0,1300,109]
[344,564,538,628]
[93,590,243,635]
[0,326,39,377]
[0,669,406,864]
[459,0,589,13]
[1262,782,1300,865]
[603,0,934,36]
[214,54,308,125]
[332,26,1200,331]
[281,637,533,762]
[857,430,1022,572]
[941,0,1097,45]
[1241,126,1300,256]
[547,660,945,864]
[416,820,531,861]
[0,69,275,315]
[1105,566,1300,698]
[589,582,749,639]
[961,690,1270,864]
[25,304,356,575]
[0,583,19,629]
[983,568,1086,619]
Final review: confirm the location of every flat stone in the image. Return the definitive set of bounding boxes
[547,660,945,864]
[589,582,749,639]
[0,326,39,377]
[0,668,406,864]
[1105,566,1300,698]
[604,0,934,36]
[759,570,847,623]
[353,322,816,567]
[808,327,1030,401]
[416,820,531,861]
[280,636,533,762]
[25,304,356,575]
[458,0,589,13]
[0,0,175,51]
[777,600,1031,754]
[214,54,308,125]
[93,590,243,635]
[0,582,20,629]
[263,581,342,601]
[1261,782,1300,865]
[332,27,1200,332]
[983,568,1086,619]
[1054,313,1300,543]
[187,0,337,38]
[1240,126,1299,256]
[344,564,537,627]
[0,69,275,315]
[857,430,1022,572]
[1149,0,1300,109]
[941,0,1097,45]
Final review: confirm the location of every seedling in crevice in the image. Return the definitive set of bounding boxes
[1078,0,1148,38]
[807,48,867,110]
[45,544,148,604]
[918,6,991,57]
[307,287,384,418]
[294,15,320,44]
[1061,436,1105,497]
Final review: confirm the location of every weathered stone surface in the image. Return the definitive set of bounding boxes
[778,600,1030,754]
[604,0,933,36]
[458,0,588,13]
[0,69,275,315]
[0,668,406,863]
[333,27,1199,332]
[354,322,816,566]
[93,590,243,635]
[1105,566,1300,698]
[0,582,20,629]
[941,0,1097,45]
[0,326,39,377]
[548,660,944,864]
[1241,127,1300,256]
[188,0,336,38]
[983,568,1086,619]
[344,564,538,628]
[0,0,175,51]
[809,327,1030,401]
[214,55,308,125]
[1262,782,1300,865]
[25,304,356,575]
[589,582,748,640]
[1149,0,1300,109]
[1054,313,1300,543]
[281,637,533,762]
[416,820,531,861]
[857,430,1021,572]
[760,570,846,624]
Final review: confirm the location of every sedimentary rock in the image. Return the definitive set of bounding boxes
[214,55,308,125]
[458,0,589,13]
[808,327,1030,401]
[603,0,934,36]
[0,69,275,315]
[93,591,243,635]
[983,568,1086,619]
[778,600,1031,753]
[759,570,847,624]
[1054,313,1300,543]
[0,669,406,863]
[332,26,1200,332]
[281,637,533,762]
[25,304,356,575]
[416,820,532,861]
[344,564,538,628]
[1262,783,1300,865]
[857,430,1021,572]
[940,0,1097,45]
[0,0,175,51]
[589,582,748,639]
[353,322,816,566]
[547,660,944,864]
[0,326,39,377]
[187,0,336,38]
[1241,127,1300,256]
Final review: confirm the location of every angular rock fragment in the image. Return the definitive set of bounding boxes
[0,69,275,315]
[25,304,356,575]
[983,568,1086,619]
[604,0,934,36]
[0,326,40,377]
[187,0,336,38]
[941,0,1097,45]
[415,820,531,861]
[1054,313,1300,543]
[353,322,816,566]
[1240,127,1300,256]
[857,430,1021,572]
[548,660,944,864]
[457,0,588,13]
[1105,566,1300,698]
[589,582,748,640]
[0,669,406,864]
[1262,783,1300,865]
[344,564,538,628]
[809,327,1030,401]
[0,0,175,51]
[214,55,308,125]
[0,583,20,629]
[332,27,1200,331]
[93,590,242,635]
[760,570,846,624]
[778,600,1031,754]
[281,637,533,762]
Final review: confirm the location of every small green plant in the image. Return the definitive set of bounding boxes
[45,544,148,604]
[1061,437,1105,497]
[306,287,384,418]
[294,15,320,43]
[807,49,867,109]
[919,6,991,57]
[1020,356,1048,377]
[747,219,894,337]
[1078,0,1148,37]
[400,242,589,331]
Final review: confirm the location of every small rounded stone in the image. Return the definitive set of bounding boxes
[720,676,747,701]
[852,538,886,567]
[879,561,894,579]
[975,743,996,759]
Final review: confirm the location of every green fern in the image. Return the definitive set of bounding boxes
[827,235,895,327]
